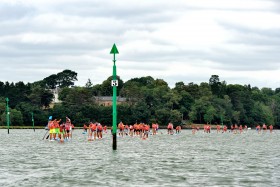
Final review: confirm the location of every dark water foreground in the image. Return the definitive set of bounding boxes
[0,129,279,187]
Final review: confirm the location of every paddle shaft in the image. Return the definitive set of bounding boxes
[42,131,48,140]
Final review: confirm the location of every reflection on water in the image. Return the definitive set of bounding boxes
[0,129,279,187]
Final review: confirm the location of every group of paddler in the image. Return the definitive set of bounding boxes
[45,117,75,142]
[45,117,275,143]
[190,123,274,134]
[167,122,182,135]
[117,122,160,139]
[83,122,107,141]
[81,122,182,140]
[114,122,182,139]
[82,122,161,140]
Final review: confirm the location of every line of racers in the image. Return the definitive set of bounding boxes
[191,123,273,134]
[49,119,275,142]
[83,122,182,140]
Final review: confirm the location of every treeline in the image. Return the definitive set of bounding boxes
[0,70,280,128]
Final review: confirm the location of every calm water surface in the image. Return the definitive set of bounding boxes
[0,129,279,187]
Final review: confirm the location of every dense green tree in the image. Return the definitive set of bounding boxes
[209,75,221,96]
[57,69,78,88]
[154,79,168,87]
[131,102,151,124]
[126,76,155,88]
[28,85,53,108]
[99,76,124,96]
[32,80,46,88]
[0,82,31,108]
[117,104,133,124]
[261,88,274,96]
[185,82,200,100]
[91,84,102,96]
[163,90,182,110]
[0,72,280,128]
[177,91,194,120]
[58,87,71,101]
[232,111,241,124]
[120,82,143,104]
[252,88,269,103]
[59,87,94,105]
[151,84,170,107]
[0,98,6,114]
[174,81,187,93]
[51,104,71,121]
[169,110,182,126]
[72,111,89,125]
[0,81,4,95]
[212,95,234,125]
[79,104,99,122]
[98,106,112,125]
[251,102,273,126]
[43,74,58,89]
[226,84,251,124]
[155,108,170,126]
[189,96,212,124]
[272,93,280,128]
[85,79,93,88]
[1,108,23,126]
[15,102,36,125]
[204,105,216,124]
[199,82,212,98]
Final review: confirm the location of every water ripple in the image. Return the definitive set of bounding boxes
[0,129,279,186]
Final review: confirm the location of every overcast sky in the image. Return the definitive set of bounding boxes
[0,0,280,89]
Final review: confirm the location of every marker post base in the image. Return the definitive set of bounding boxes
[113,133,117,150]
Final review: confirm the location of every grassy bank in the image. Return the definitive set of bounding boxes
[0,126,45,129]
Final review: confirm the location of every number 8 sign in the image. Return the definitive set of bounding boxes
[111,80,118,87]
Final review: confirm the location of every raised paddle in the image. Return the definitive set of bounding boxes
[42,116,52,140]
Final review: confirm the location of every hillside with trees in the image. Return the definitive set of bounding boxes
[0,70,279,128]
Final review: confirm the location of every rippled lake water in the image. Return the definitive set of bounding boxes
[0,129,279,187]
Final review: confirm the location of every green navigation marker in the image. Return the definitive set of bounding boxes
[110,43,119,54]
[110,43,119,150]
[32,112,35,132]
[6,97,10,134]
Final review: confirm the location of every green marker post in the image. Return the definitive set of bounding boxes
[6,97,10,134]
[31,112,35,132]
[110,43,119,150]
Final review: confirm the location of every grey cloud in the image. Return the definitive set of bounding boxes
[198,21,280,71]
[0,55,111,84]
[119,61,167,71]
[265,0,280,12]
[0,1,175,61]
[0,3,35,21]
[0,0,279,89]
[121,45,210,62]
[219,22,280,45]
[204,45,280,71]
[0,33,114,58]
[55,1,180,23]
[164,74,273,89]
